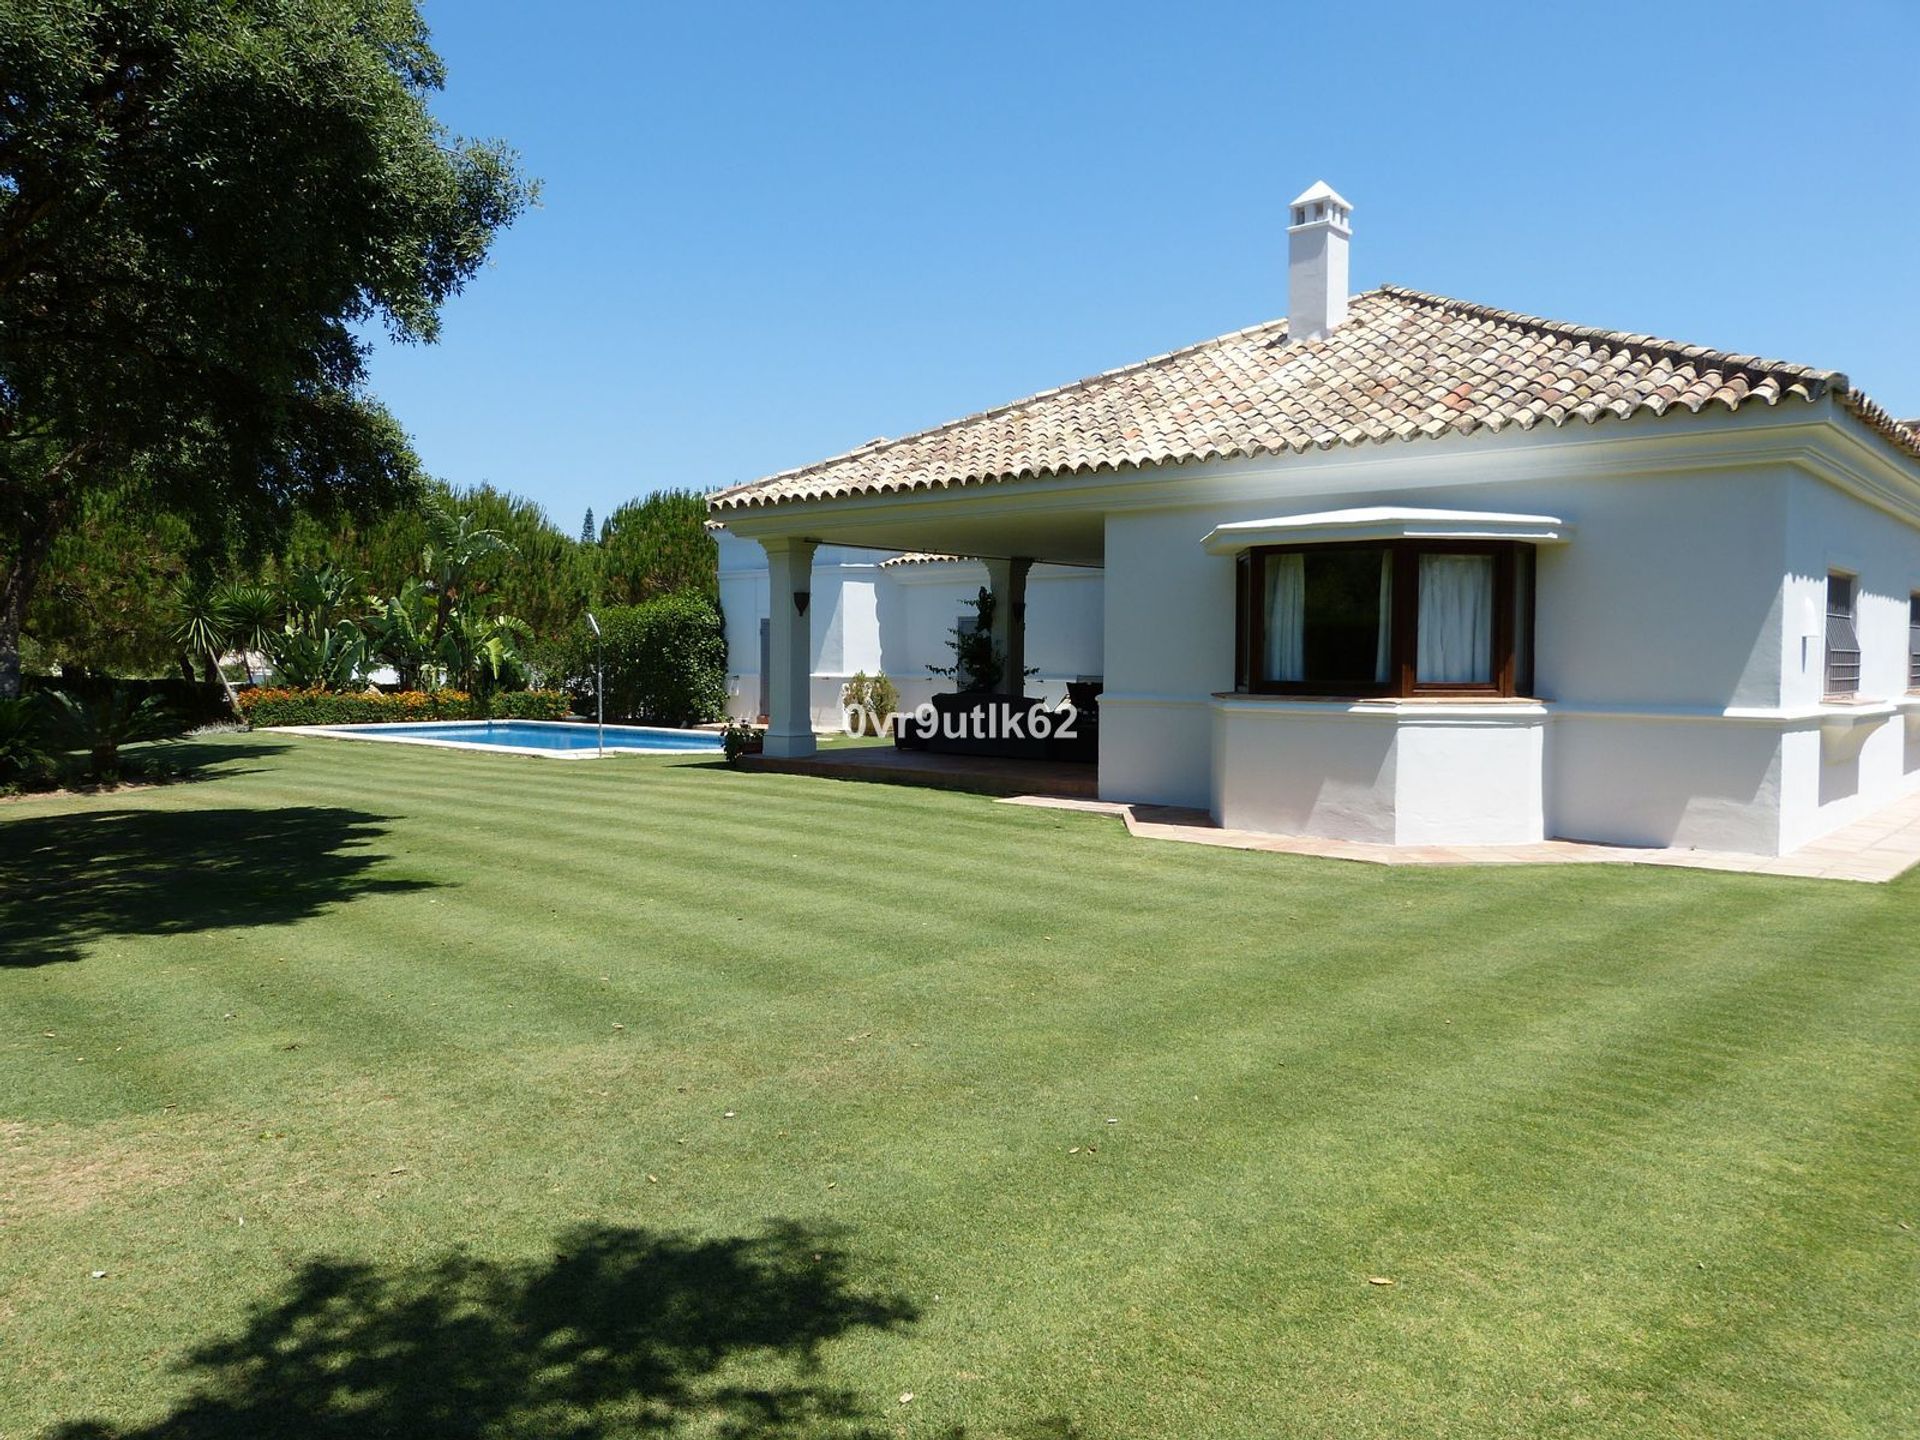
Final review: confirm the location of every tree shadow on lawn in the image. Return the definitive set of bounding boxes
[5,738,292,800]
[0,804,434,967]
[48,1220,919,1440]
[143,737,295,784]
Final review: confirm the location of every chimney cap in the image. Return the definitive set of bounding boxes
[1289,179,1352,210]
[1288,180,1353,232]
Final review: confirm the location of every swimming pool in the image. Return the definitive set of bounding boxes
[290,719,722,758]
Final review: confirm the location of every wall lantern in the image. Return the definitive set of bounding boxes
[794,590,811,616]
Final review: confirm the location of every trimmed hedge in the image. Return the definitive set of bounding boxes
[487,689,575,720]
[556,592,727,726]
[24,674,230,726]
[239,688,570,728]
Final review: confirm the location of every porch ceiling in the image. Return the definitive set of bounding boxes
[719,505,1105,567]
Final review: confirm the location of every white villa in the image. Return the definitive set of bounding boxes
[709,182,1920,857]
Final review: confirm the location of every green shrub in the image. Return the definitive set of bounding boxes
[268,620,370,691]
[721,719,763,765]
[0,696,54,787]
[841,671,899,734]
[237,688,569,727]
[560,592,727,726]
[44,685,180,782]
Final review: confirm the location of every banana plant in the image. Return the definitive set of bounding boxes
[370,580,436,691]
[270,621,370,691]
[283,564,369,640]
[435,605,531,696]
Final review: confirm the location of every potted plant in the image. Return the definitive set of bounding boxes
[919,588,1048,757]
[721,719,764,764]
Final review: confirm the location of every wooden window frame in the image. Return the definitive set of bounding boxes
[1236,539,1533,700]
[1234,552,1253,693]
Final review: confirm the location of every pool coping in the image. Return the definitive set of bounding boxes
[269,719,722,759]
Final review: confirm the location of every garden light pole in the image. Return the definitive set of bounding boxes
[586,611,604,757]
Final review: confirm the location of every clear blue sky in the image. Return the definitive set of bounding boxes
[368,0,1920,531]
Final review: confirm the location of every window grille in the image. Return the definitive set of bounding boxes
[1825,574,1860,699]
[1908,593,1919,691]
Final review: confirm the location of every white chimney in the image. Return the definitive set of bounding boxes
[1287,180,1353,342]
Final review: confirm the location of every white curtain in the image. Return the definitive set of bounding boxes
[1264,552,1305,682]
[1417,554,1493,684]
[1375,551,1393,683]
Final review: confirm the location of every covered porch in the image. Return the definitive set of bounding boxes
[718,491,1106,763]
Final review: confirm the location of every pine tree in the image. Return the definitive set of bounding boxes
[596,491,717,605]
[580,508,596,545]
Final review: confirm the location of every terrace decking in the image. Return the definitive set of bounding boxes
[741,746,1099,799]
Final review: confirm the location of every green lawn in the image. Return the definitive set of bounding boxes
[3,734,1916,1439]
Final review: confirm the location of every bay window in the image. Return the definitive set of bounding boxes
[1235,540,1534,698]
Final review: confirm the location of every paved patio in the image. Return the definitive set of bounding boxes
[741,745,1920,882]
[1002,791,1920,883]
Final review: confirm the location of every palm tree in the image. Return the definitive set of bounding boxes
[214,584,280,685]
[170,582,242,715]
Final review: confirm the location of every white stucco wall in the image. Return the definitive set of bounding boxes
[1537,465,1794,852]
[1396,707,1549,844]
[1029,567,1107,683]
[1775,470,1920,850]
[1099,506,1229,807]
[1546,717,1787,853]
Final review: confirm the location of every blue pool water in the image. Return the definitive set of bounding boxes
[316,721,721,754]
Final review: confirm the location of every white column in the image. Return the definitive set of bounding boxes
[983,556,1033,696]
[761,537,817,757]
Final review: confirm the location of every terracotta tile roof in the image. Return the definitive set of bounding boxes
[710,286,1920,512]
[876,552,965,567]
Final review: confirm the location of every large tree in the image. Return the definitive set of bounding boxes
[0,0,533,695]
